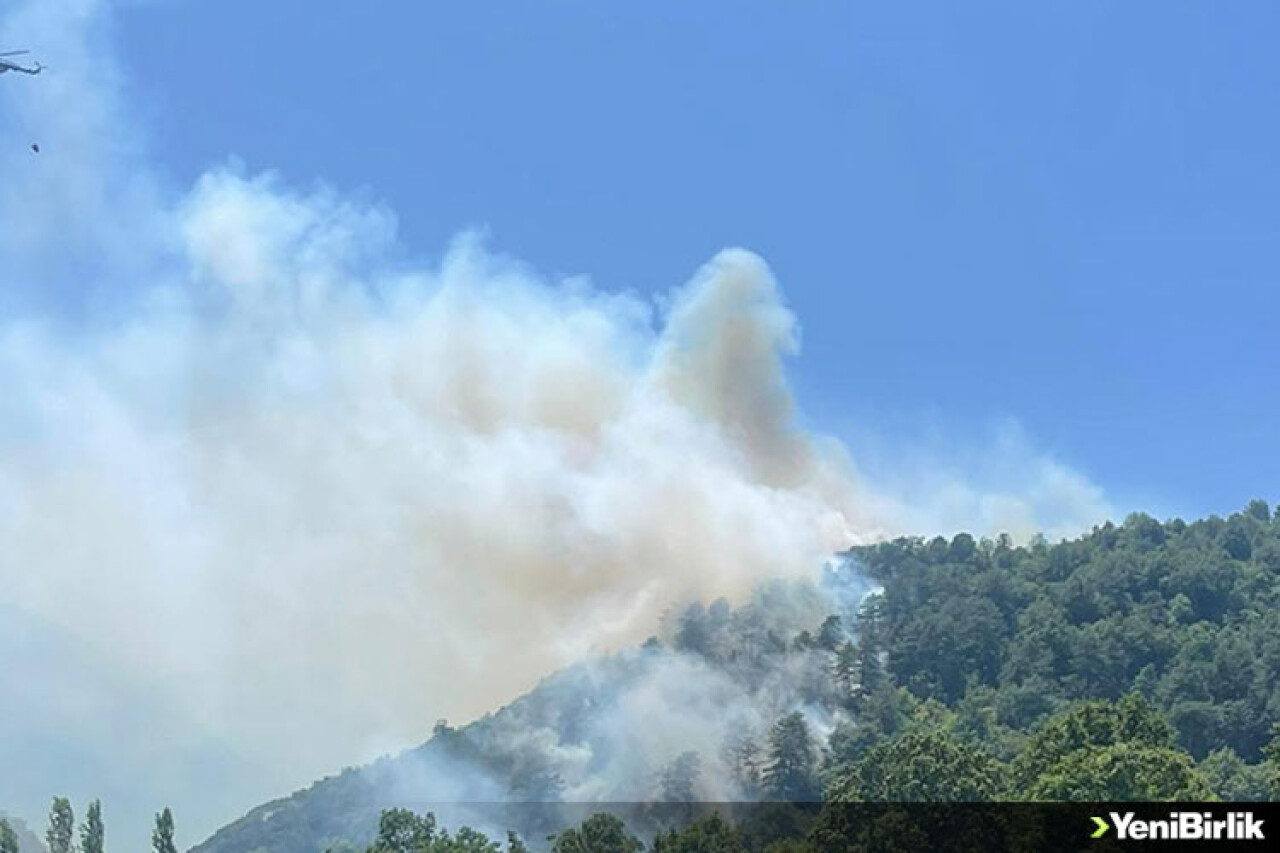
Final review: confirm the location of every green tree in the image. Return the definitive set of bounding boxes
[152,808,177,853]
[549,814,642,853]
[950,533,978,562]
[1025,742,1213,800]
[833,637,884,709]
[829,729,999,802]
[763,713,818,801]
[810,806,928,853]
[1246,499,1271,522]
[370,809,436,853]
[1010,695,1215,800]
[46,798,74,853]
[429,826,499,853]
[0,820,19,853]
[80,801,104,853]
[817,615,844,651]
[652,814,745,853]
[1198,748,1271,801]
[658,752,701,802]
[721,728,762,795]
[1011,694,1176,790]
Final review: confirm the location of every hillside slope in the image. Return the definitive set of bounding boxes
[194,503,1280,853]
[0,810,46,853]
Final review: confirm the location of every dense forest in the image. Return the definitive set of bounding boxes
[664,498,1280,806]
[841,500,1280,794]
[637,499,1279,805]
[15,503,1280,853]
[334,501,1280,851]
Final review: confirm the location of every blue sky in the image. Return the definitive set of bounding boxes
[103,0,1280,521]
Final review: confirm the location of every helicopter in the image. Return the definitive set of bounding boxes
[0,50,42,75]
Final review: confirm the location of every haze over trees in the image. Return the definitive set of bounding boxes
[18,502,1280,853]
[0,814,41,853]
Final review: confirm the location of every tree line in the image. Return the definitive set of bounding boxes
[313,501,1280,852]
[0,800,178,853]
[659,501,1280,803]
[25,501,1280,853]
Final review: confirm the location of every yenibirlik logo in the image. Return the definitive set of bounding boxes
[1091,811,1264,841]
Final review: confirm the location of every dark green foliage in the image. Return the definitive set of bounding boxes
[829,729,999,802]
[859,503,1280,762]
[549,814,642,853]
[364,810,516,853]
[1024,743,1213,800]
[80,800,104,853]
[763,713,818,801]
[1010,693,1172,789]
[153,807,178,853]
[1199,748,1272,801]
[1010,694,1216,799]
[371,810,437,853]
[46,798,73,853]
[816,615,844,652]
[652,814,745,853]
[194,503,1280,853]
[831,604,886,710]
[0,820,18,853]
[430,826,501,853]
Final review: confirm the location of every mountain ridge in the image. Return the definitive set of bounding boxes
[192,503,1280,853]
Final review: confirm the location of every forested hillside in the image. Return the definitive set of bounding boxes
[0,811,45,853]
[860,500,1280,767]
[194,503,1280,853]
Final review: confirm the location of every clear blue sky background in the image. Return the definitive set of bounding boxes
[112,0,1279,521]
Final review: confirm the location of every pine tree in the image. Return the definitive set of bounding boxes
[721,728,762,794]
[817,614,845,651]
[80,801,104,853]
[850,594,887,704]
[762,712,818,801]
[855,640,885,700]
[46,798,74,853]
[151,808,177,853]
[833,636,885,708]
[658,751,701,802]
[833,641,857,699]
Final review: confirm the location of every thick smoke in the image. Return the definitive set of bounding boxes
[1,167,880,781]
[0,0,1113,846]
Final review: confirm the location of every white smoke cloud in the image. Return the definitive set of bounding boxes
[0,0,1113,846]
[1,170,879,772]
[845,419,1114,543]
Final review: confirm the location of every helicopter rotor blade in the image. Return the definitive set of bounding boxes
[0,50,31,57]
